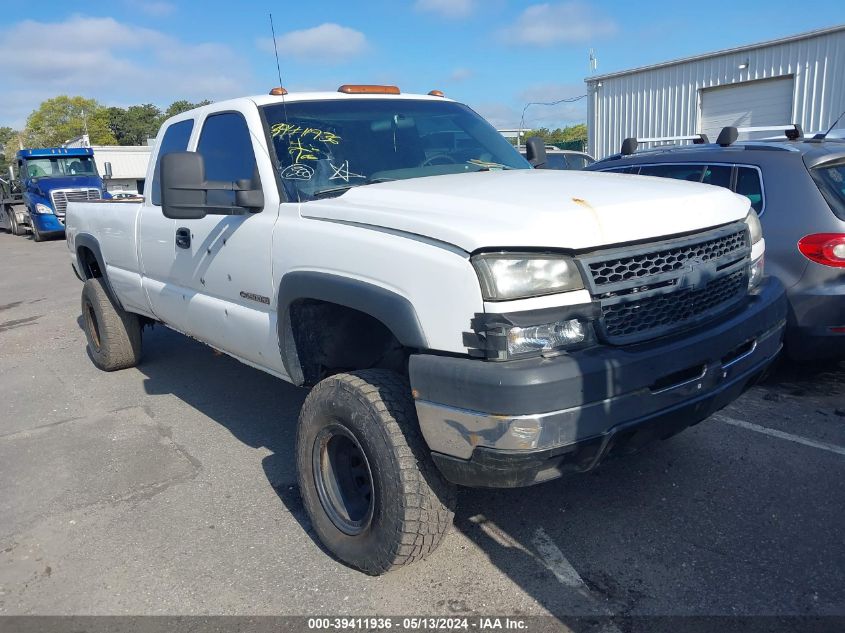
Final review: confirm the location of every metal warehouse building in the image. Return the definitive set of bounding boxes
[586,24,845,159]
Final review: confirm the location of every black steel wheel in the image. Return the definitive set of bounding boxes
[312,424,375,536]
[296,370,456,575]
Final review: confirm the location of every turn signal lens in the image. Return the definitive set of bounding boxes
[797,233,845,268]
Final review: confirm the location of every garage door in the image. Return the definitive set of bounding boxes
[700,76,794,141]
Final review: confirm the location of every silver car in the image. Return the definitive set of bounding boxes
[587,130,845,361]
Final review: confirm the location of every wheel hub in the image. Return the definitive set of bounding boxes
[312,424,374,535]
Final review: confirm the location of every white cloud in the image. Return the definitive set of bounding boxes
[0,16,248,128]
[133,1,176,16]
[449,67,473,82]
[501,2,617,46]
[259,23,369,64]
[414,0,476,19]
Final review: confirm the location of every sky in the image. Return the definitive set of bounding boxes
[2,0,843,131]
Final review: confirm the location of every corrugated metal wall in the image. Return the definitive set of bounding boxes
[587,27,845,159]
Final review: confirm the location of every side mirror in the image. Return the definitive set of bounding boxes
[161,152,265,220]
[161,152,208,220]
[525,136,548,169]
[103,162,113,179]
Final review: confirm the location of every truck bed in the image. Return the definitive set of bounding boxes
[66,200,152,318]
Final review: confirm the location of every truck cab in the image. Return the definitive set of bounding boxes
[16,147,105,241]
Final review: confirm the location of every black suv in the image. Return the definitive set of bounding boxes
[586,126,845,361]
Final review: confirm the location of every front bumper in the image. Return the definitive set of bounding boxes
[30,212,65,234]
[410,277,787,488]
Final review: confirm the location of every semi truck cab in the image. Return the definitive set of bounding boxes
[15,147,105,241]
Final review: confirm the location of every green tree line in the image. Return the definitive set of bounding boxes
[0,95,210,176]
[520,124,588,151]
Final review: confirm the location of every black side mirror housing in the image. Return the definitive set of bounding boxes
[160,152,265,220]
[161,152,208,220]
[525,136,548,169]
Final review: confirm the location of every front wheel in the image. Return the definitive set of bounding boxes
[30,217,42,242]
[296,370,456,575]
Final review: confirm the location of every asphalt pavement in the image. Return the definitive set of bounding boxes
[1,232,843,619]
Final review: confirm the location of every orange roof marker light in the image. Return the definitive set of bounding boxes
[428,90,445,97]
[269,87,288,96]
[338,84,400,95]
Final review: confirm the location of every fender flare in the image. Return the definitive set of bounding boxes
[277,271,428,385]
[74,233,124,310]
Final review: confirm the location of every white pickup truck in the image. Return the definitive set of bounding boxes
[66,85,787,575]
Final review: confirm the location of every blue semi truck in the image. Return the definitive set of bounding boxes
[0,147,107,241]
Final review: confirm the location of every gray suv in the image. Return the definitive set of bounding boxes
[587,128,845,361]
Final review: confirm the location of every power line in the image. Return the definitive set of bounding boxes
[518,94,587,140]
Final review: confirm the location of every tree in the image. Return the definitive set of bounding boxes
[163,99,211,120]
[0,126,18,175]
[25,96,117,147]
[106,104,162,145]
[521,124,587,151]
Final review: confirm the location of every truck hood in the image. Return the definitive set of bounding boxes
[29,175,102,197]
[301,169,751,252]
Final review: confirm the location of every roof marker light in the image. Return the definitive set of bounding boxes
[269,87,288,96]
[428,90,445,97]
[338,84,400,95]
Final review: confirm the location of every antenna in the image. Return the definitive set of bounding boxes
[819,108,845,139]
[269,13,284,90]
[589,49,598,73]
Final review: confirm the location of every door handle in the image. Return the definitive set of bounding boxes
[175,227,191,249]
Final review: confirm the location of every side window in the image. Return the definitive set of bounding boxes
[638,164,706,182]
[151,119,194,206]
[546,154,568,170]
[735,167,764,214]
[701,165,732,189]
[196,112,259,208]
[565,155,591,170]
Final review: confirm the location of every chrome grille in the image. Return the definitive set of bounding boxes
[578,222,751,345]
[49,188,101,217]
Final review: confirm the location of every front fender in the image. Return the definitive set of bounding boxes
[277,271,428,385]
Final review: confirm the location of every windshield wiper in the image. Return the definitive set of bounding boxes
[466,159,513,171]
[311,185,357,199]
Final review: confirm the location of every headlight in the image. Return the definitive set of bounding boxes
[507,319,586,355]
[472,253,584,301]
[34,203,54,214]
[744,209,762,245]
[748,255,764,289]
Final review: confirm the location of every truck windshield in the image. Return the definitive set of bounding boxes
[262,99,530,201]
[25,156,97,179]
[810,158,845,221]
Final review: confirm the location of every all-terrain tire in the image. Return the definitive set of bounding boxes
[81,277,142,371]
[297,369,456,575]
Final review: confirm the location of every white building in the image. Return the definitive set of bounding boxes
[586,24,845,159]
[91,145,152,194]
